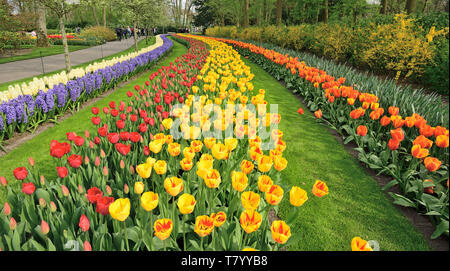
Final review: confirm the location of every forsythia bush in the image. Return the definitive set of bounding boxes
[82,26,117,42]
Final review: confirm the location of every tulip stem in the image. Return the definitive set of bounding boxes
[123,221,130,251]
[149,212,153,251]
[200,236,204,251]
[182,214,187,251]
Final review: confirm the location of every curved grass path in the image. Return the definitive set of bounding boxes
[242,57,430,251]
[0,37,187,202]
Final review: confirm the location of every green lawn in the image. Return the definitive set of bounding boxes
[0,36,156,91]
[0,45,90,64]
[242,57,431,251]
[0,36,185,203]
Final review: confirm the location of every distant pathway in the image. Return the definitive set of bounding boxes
[0,37,146,84]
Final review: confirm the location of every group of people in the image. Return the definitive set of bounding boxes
[115,26,157,41]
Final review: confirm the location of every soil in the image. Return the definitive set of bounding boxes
[0,48,33,58]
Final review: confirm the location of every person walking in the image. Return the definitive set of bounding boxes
[115,26,122,41]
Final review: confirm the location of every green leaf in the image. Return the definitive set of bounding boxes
[30,239,46,251]
[12,230,21,251]
[35,188,51,204]
[382,179,398,191]
[388,192,417,208]
[431,220,449,239]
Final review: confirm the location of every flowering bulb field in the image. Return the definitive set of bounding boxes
[0,33,331,251]
[0,30,447,253]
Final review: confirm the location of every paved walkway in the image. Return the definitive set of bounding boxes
[0,37,146,84]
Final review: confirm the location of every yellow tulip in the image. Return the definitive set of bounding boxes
[177,193,196,214]
[153,160,167,175]
[149,139,164,154]
[194,215,215,237]
[162,118,173,130]
[257,155,273,173]
[212,142,228,160]
[136,163,152,179]
[154,218,173,241]
[204,169,221,189]
[134,181,144,194]
[265,185,284,205]
[210,211,227,227]
[180,158,193,171]
[240,209,262,234]
[140,191,159,211]
[231,171,248,192]
[289,186,308,207]
[167,142,181,157]
[164,176,184,197]
[271,220,291,244]
[109,198,130,221]
[241,191,260,210]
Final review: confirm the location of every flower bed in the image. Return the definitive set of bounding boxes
[0,35,172,150]
[207,36,449,239]
[0,34,344,251]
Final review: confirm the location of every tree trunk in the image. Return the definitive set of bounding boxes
[244,0,249,28]
[133,21,138,52]
[322,0,328,23]
[405,0,417,14]
[59,15,71,72]
[380,0,387,14]
[36,1,50,47]
[92,6,99,26]
[276,0,282,26]
[102,5,107,27]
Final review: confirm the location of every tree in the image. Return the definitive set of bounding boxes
[405,0,417,14]
[276,0,282,26]
[380,0,387,14]
[36,0,79,72]
[244,0,249,28]
[35,0,50,47]
[322,0,328,23]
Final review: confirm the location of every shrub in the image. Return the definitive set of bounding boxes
[81,26,117,42]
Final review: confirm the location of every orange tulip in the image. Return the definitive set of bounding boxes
[413,135,433,149]
[356,125,368,137]
[423,179,434,194]
[314,109,322,119]
[204,169,222,189]
[390,128,404,142]
[273,156,288,171]
[420,125,435,138]
[312,180,328,197]
[153,218,173,241]
[240,210,262,234]
[388,138,400,150]
[231,171,248,192]
[241,191,261,210]
[240,160,255,174]
[258,175,273,193]
[194,215,215,237]
[211,211,227,227]
[265,185,284,205]
[424,157,441,172]
[190,140,203,152]
[380,116,391,126]
[388,106,399,116]
[180,158,193,171]
[257,155,273,173]
[163,176,184,197]
[351,237,372,251]
[435,135,449,148]
[271,220,291,244]
[411,144,429,159]
[289,186,308,207]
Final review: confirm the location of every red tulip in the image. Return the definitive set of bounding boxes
[107,133,119,144]
[130,132,141,143]
[91,107,100,115]
[74,136,85,147]
[67,154,83,168]
[297,107,304,115]
[96,196,114,216]
[109,101,116,109]
[98,126,108,137]
[87,187,103,204]
[91,116,101,125]
[56,166,68,178]
[84,241,92,251]
[79,214,90,232]
[22,182,35,195]
[13,167,28,180]
[116,143,131,156]
[139,123,148,133]
[120,131,130,141]
[0,176,7,186]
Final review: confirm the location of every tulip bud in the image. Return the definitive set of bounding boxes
[85,130,90,139]
[0,176,7,186]
[100,149,106,158]
[40,175,45,186]
[9,217,17,230]
[84,156,90,165]
[120,160,125,169]
[3,202,11,216]
[39,197,47,208]
[103,166,109,176]
[41,220,50,235]
[28,157,35,167]
[84,240,92,251]
[61,185,70,197]
[134,182,144,194]
[129,165,135,175]
[50,201,57,212]
[124,184,129,194]
[89,141,94,149]
[78,185,84,194]
[106,185,112,196]
[95,156,100,167]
